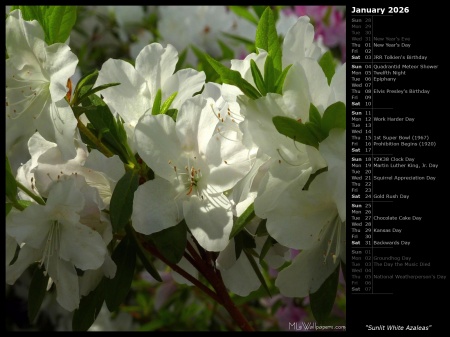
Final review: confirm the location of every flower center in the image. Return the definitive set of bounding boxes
[41,220,61,275]
[6,71,50,119]
[168,156,205,200]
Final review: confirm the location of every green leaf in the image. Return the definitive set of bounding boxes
[71,69,99,106]
[255,219,268,237]
[175,48,188,72]
[274,64,292,94]
[252,6,267,18]
[151,89,162,115]
[255,7,282,78]
[221,32,256,51]
[250,59,267,96]
[263,54,275,93]
[72,278,106,331]
[44,6,77,44]
[310,263,340,325]
[307,103,326,142]
[234,230,256,260]
[165,108,178,122]
[259,235,275,263]
[229,203,255,239]
[243,248,271,297]
[109,170,139,233]
[318,51,336,85]
[160,91,178,115]
[17,200,34,209]
[105,234,137,312]
[217,39,235,60]
[77,82,121,104]
[321,101,346,138]
[150,220,187,265]
[115,115,129,146]
[229,6,258,25]
[272,116,319,149]
[190,45,221,83]
[28,265,50,323]
[128,227,162,282]
[204,53,261,100]
[309,103,322,127]
[6,156,18,202]
[83,94,131,163]
[6,203,13,216]
[12,6,77,45]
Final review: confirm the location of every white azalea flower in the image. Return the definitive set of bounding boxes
[6,175,111,311]
[132,96,252,252]
[216,218,290,296]
[158,6,234,66]
[16,132,125,206]
[94,42,205,151]
[6,9,79,160]
[274,129,346,297]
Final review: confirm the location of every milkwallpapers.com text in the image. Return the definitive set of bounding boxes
[289,321,346,331]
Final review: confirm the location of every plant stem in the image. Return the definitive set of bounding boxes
[185,242,255,331]
[76,118,115,158]
[141,242,222,304]
[16,181,45,205]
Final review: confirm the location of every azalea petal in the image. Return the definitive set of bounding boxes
[6,10,45,59]
[275,218,344,297]
[6,244,42,285]
[320,129,346,221]
[282,16,317,66]
[216,239,237,271]
[298,58,331,112]
[163,68,206,110]
[183,192,233,252]
[79,268,104,297]
[59,221,106,270]
[281,63,311,120]
[230,50,267,88]
[255,163,311,218]
[32,143,88,197]
[5,114,37,169]
[46,43,78,102]
[255,237,290,269]
[95,58,151,125]
[6,233,18,267]
[221,253,261,296]
[79,253,117,297]
[34,98,78,161]
[132,177,182,235]
[231,153,270,205]
[45,178,85,216]
[176,96,217,155]
[135,114,183,181]
[328,63,346,106]
[6,204,51,248]
[84,149,125,182]
[265,172,337,250]
[239,94,310,164]
[136,43,178,100]
[46,254,80,311]
[206,128,251,192]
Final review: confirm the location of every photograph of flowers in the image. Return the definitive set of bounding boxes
[5,5,346,331]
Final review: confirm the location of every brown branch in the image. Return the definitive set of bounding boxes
[142,242,222,304]
[185,241,255,332]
